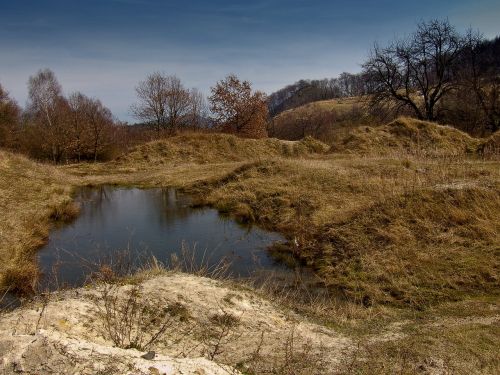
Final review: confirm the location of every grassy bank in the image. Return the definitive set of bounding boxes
[0,151,77,293]
[191,155,499,308]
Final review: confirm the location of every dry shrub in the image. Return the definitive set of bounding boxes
[2,261,40,295]
[201,308,242,360]
[93,284,190,350]
[239,324,329,375]
[49,201,80,223]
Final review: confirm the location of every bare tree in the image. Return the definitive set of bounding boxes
[209,74,268,138]
[131,72,170,133]
[28,69,70,162]
[84,97,113,161]
[363,19,467,121]
[0,84,21,149]
[459,31,499,133]
[68,92,88,162]
[131,73,193,133]
[165,75,191,129]
[188,88,208,128]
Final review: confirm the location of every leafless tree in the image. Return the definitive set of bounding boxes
[131,73,193,133]
[187,88,208,128]
[363,19,467,121]
[458,30,499,133]
[68,92,88,162]
[131,72,170,133]
[67,92,114,161]
[84,97,114,161]
[28,69,70,162]
[0,84,21,149]
[165,75,191,129]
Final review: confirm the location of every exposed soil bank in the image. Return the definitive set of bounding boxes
[0,273,351,374]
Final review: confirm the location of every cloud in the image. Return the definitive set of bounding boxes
[1,0,498,121]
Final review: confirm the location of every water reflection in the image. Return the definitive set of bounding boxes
[38,186,286,288]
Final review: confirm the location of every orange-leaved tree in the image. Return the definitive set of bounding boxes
[209,74,268,138]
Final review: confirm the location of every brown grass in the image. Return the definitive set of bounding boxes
[479,130,500,159]
[274,97,361,120]
[339,301,500,374]
[189,149,499,308]
[116,132,328,165]
[0,124,498,372]
[330,117,482,157]
[0,151,76,293]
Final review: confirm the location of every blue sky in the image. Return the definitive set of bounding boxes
[1,0,499,121]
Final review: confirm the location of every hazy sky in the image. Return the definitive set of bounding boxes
[1,0,499,121]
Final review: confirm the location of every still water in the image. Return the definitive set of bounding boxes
[38,186,286,288]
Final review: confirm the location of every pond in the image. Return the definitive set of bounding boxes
[37,186,288,289]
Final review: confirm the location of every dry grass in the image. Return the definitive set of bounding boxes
[330,117,482,156]
[0,124,499,372]
[191,153,499,308]
[479,130,500,159]
[116,131,328,165]
[275,97,361,120]
[0,151,77,293]
[339,305,500,374]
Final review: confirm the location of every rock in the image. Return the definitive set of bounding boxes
[141,351,156,360]
[0,330,235,375]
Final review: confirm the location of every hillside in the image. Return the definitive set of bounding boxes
[330,117,482,156]
[117,132,329,165]
[194,155,500,307]
[269,97,371,142]
[275,97,360,119]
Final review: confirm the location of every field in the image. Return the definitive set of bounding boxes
[0,119,499,373]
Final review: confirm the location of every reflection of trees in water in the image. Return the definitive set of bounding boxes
[217,212,255,234]
[152,188,194,226]
[78,186,117,221]
[78,185,110,202]
[216,214,255,243]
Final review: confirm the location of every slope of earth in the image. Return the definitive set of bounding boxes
[117,132,329,165]
[330,117,481,156]
[0,151,76,293]
[0,272,351,374]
